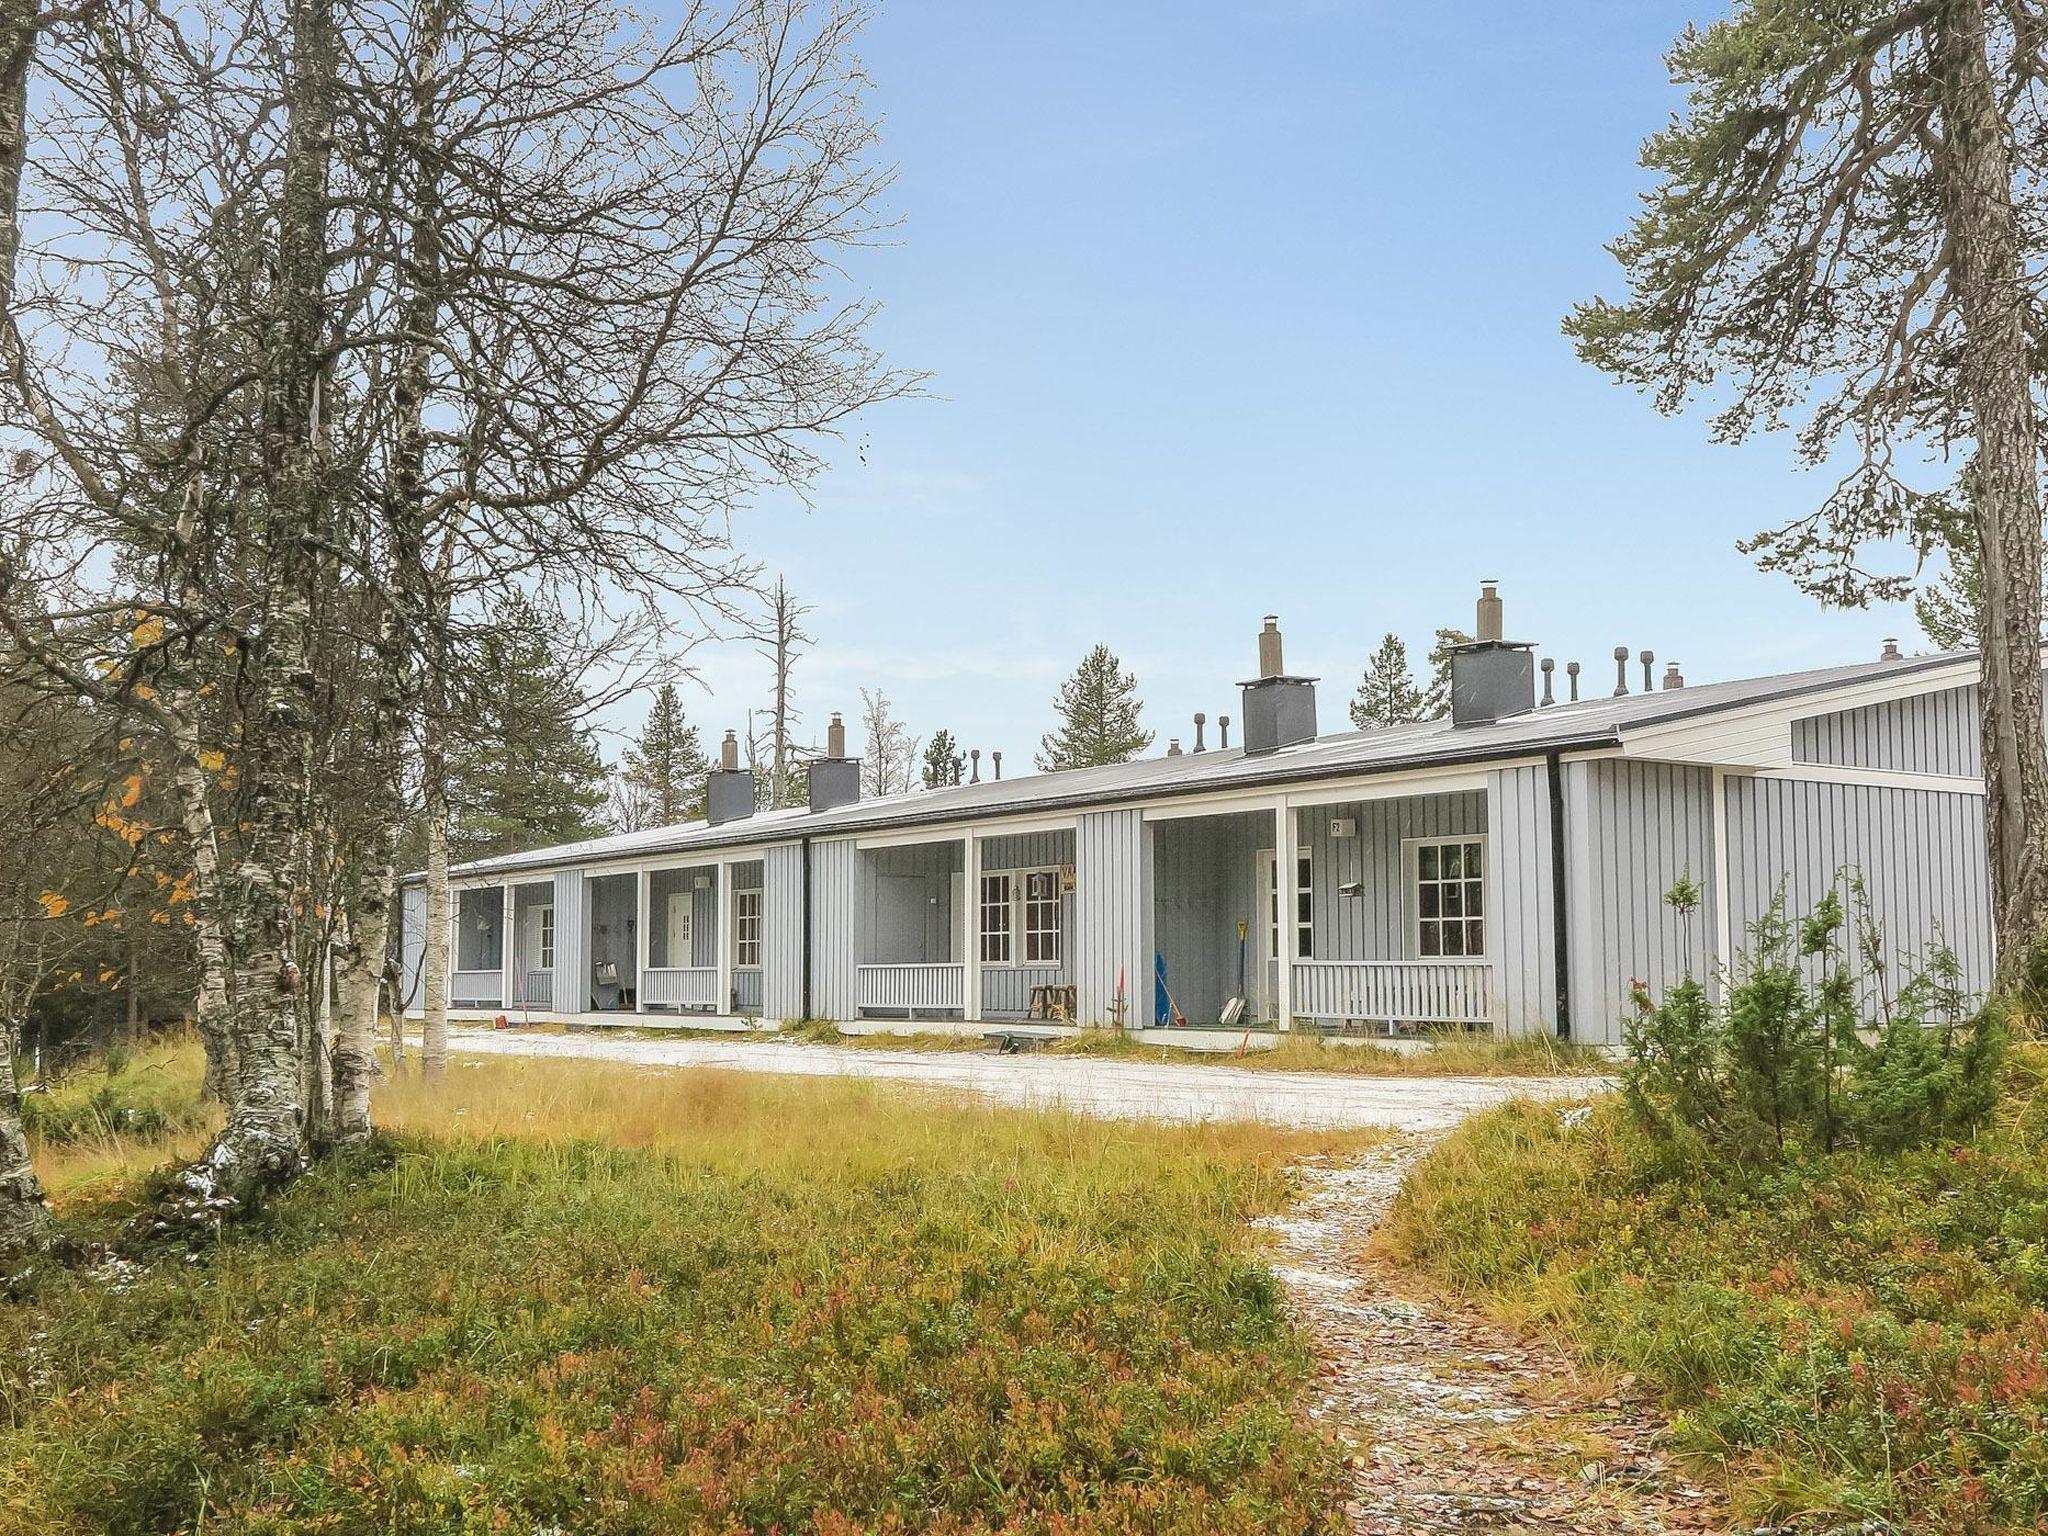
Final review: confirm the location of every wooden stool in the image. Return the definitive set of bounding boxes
[1027,984,1077,1022]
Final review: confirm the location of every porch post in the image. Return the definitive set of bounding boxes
[634,865,650,1014]
[715,859,733,1018]
[447,885,462,1005]
[963,831,982,1021]
[500,883,514,1010]
[1272,796,1294,1032]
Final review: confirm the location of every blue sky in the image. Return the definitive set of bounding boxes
[646,1,1934,769]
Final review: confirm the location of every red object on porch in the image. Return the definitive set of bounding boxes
[493,1014,508,1030]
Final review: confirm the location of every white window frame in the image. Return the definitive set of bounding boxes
[1405,835,1487,960]
[535,905,556,971]
[733,887,763,969]
[1264,846,1313,962]
[1021,868,1063,966]
[979,871,1014,964]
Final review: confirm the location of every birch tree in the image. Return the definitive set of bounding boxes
[0,0,901,1214]
[1567,0,2048,993]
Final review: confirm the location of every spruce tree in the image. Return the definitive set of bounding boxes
[1423,628,1472,720]
[622,683,710,825]
[446,593,609,859]
[922,728,965,788]
[1037,644,1153,770]
[1349,633,1426,728]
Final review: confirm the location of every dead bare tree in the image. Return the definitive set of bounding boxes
[754,578,814,809]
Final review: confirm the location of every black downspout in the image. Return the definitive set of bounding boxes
[1546,751,1572,1040]
[800,834,813,1023]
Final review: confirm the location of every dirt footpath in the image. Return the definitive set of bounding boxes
[446,1024,1597,1131]
[1261,1138,1733,1534]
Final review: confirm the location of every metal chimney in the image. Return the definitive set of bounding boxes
[707,728,756,824]
[1257,615,1285,678]
[992,751,1002,780]
[807,710,859,813]
[1218,715,1231,749]
[1475,579,1503,643]
[1447,583,1536,726]
[1639,650,1655,693]
[1566,660,1581,702]
[969,749,981,783]
[1612,647,1630,697]
[1240,614,1318,754]
[1192,712,1207,752]
[1540,657,1555,706]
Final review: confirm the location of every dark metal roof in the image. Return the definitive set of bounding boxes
[432,648,1970,882]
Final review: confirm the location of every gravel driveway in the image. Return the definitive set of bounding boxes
[447,1025,1600,1131]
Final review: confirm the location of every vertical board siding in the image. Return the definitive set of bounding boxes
[1726,776,1991,1000]
[1301,792,1488,961]
[808,838,859,1021]
[1151,811,1262,1023]
[1487,764,1556,1036]
[859,841,962,962]
[398,883,427,1010]
[976,830,1076,1015]
[550,868,587,1014]
[1792,685,1981,777]
[1074,809,1151,1025]
[760,843,806,1020]
[1564,761,1717,1047]
[584,873,637,1009]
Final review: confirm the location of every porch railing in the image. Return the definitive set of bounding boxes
[450,969,504,1006]
[735,967,763,1015]
[507,969,551,1009]
[856,962,964,1015]
[1290,960,1494,1028]
[642,966,719,1009]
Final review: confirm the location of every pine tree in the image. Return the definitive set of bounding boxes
[621,683,709,826]
[922,729,965,788]
[1349,633,1426,728]
[1037,644,1152,771]
[446,594,610,859]
[1423,628,1472,721]
[1564,2,2048,988]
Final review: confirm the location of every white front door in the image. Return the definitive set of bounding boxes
[666,890,694,966]
[1253,849,1278,1022]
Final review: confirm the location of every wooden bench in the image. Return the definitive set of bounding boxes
[1026,984,1077,1022]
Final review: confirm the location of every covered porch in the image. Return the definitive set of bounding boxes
[639,858,765,1017]
[1148,788,1497,1033]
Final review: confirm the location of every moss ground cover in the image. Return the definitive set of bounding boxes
[4,1049,1375,1535]
[1386,1052,2048,1532]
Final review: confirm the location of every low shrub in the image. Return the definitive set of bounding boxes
[1624,877,2004,1162]
[1390,1084,2048,1531]
[2,1058,1371,1535]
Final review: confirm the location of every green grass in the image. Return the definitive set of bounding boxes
[719,1019,1609,1076]
[1385,1049,2048,1533]
[4,1051,1376,1535]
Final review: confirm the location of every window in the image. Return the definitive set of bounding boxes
[535,906,555,971]
[979,873,1013,963]
[1267,848,1313,961]
[734,888,763,968]
[1023,870,1062,964]
[1413,838,1485,958]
